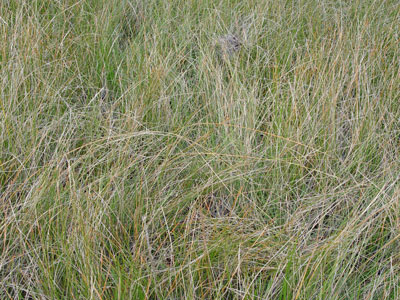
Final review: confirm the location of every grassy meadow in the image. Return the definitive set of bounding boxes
[1,0,400,299]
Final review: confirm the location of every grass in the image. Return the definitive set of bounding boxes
[1,0,399,299]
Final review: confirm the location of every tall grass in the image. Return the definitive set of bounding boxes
[1,0,399,299]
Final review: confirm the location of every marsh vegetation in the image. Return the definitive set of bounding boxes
[1,0,399,299]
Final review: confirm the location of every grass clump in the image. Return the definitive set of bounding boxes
[1,0,399,299]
